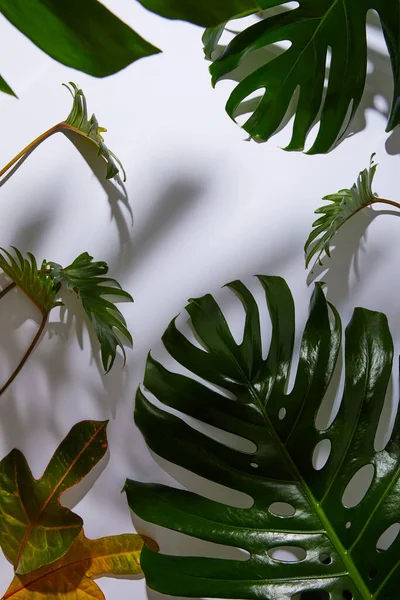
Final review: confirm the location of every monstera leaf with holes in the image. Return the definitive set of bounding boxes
[125,275,400,599]
[206,0,400,153]
[305,155,400,270]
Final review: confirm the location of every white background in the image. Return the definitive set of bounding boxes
[0,2,399,599]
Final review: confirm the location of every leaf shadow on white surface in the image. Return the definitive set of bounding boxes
[63,130,134,262]
[211,11,395,153]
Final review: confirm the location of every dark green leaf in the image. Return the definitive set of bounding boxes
[62,82,126,181]
[136,0,261,28]
[0,420,108,574]
[0,75,16,98]
[0,0,160,79]
[125,275,398,599]
[48,253,133,373]
[208,0,400,153]
[202,24,226,59]
[0,247,61,316]
[305,155,378,269]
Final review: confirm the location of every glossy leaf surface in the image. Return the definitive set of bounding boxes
[2,530,143,600]
[137,0,261,28]
[62,83,126,181]
[126,276,399,599]
[0,0,159,81]
[208,0,400,153]
[305,155,378,269]
[0,421,108,574]
[48,253,133,373]
[0,248,61,316]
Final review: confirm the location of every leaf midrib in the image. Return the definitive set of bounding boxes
[14,424,106,571]
[222,340,372,599]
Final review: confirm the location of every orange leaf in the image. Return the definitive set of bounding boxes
[2,530,144,599]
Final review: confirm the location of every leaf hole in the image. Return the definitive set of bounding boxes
[278,407,287,420]
[342,464,375,508]
[268,546,306,562]
[377,523,400,552]
[312,439,331,471]
[269,502,295,517]
[250,462,259,468]
[368,567,378,580]
[319,553,332,565]
[342,592,353,600]
[345,521,351,529]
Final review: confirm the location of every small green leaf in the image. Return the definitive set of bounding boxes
[48,253,133,373]
[0,420,108,574]
[208,0,400,153]
[305,154,378,270]
[62,82,126,181]
[0,75,17,98]
[0,247,61,316]
[202,24,226,59]
[136,0,261,28]
[0,0,160,79]
[125,275,397,599]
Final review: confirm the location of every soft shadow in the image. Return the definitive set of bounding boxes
[61,450,110,509]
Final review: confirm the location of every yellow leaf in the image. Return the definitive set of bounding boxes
[2,531,144,599]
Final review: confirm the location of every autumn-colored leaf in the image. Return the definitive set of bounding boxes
[0,421,108,575]
[2,530,145,600]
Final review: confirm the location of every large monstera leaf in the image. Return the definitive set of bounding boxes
[207,0,400,153]
[125,276,400,599]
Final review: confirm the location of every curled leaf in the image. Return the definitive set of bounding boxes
[0,421,108,574]
[2,530,143,599]
[48,253,133,373]
[304,155,378,270]
[62,82,126,181]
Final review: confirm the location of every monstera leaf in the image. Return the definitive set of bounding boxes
[207,0,400,153]
[305,155,400,270]
[2,530,144,600]
[0,421,108,574]
[0,82,125,183]
[125,275,399,599]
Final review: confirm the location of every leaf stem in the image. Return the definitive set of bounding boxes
[370,197,400,211]
[0,313,47,396]
[0,124,63,179]
[0,282,16,300]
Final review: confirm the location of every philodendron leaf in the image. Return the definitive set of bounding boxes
[137,0,262,28]
[125,275,399,599]
[0,0,160,95]
[48,253,133,373]
[0,248,61,316]
[207,0,400,153]
[61,82,126,181]
[0,420,108,575]
[0,82,126,183]
[2,530,144,600]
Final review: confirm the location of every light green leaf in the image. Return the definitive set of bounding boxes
[207,0,400,153]
[304,155,379,270]
[0,0,160,94]
[62,82,126,181]
[0,247,61,316]
[125,275,398,599]
[136,0,261,28]
[48,253,133,373]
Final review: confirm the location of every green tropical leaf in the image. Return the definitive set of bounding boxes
[62,82,126,181]
[0,247,60,316]
[125,275,399,600]
[0,0,160,96]
[304,155,400,271]
[0,75,16,98]
[202,24,226,59]
[207,0,400,153]
[0,420,108,574]
[137,0,261,28]
[48,252,133,373]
